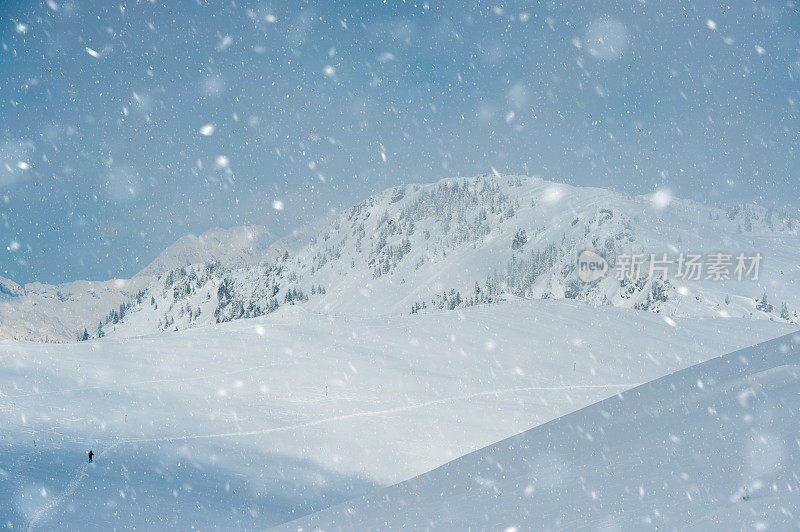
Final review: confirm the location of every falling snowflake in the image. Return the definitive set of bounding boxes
[650,189,673,210]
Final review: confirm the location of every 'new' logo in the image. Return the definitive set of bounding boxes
[577,249,609,283]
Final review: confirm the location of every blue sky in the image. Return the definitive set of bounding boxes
[1,0,798,284]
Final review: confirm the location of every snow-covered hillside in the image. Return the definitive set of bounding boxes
[0,225,274,342]
[101,174,800,338]
[1,300,793,530]
[283,329,800,531]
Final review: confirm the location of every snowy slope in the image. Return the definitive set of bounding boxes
[0,225,274,342]
[0,300,792,530]
[102,174,800,338]
[282,329,800,531]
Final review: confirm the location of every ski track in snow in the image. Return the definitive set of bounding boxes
[26,443,119,532]
[118,383,639,444]
[20,382,638,529]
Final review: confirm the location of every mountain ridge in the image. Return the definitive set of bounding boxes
[4,173,800,341]
[95,174,800,339]
[0,224,276,341]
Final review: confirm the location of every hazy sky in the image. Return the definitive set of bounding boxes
[1,0,798,284]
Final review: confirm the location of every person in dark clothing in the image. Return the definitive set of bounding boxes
[88,450,94,463]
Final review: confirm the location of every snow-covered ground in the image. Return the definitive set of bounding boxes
[283,329,800,531]
[0,299,793,530]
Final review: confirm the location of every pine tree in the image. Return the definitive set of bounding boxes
[756,292,773,313]
[511,228,527,250]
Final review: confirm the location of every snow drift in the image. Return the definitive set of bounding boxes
[282,330,800,530]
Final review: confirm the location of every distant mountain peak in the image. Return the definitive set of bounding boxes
[136,224,275,278]
[0,224,277,341]
[0,276,23,298]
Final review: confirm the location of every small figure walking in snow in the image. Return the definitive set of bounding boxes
[88,450,94,463]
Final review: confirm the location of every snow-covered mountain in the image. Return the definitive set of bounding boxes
[283,330,800,531]
[99,174,800,338]
[0,225,274,342]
